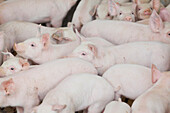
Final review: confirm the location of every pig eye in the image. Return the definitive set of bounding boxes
[119,12,122,15]
[81,52,86,56]
[9,66,15,71]
[131,12,134,15]
[150,7,153,10]
[30,43,36,47]
[138,8,141,11]
[167,32,170,37]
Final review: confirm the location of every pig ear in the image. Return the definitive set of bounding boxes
[133,0,141,4]
[88,44,98,57]
[19,58,30,70]
[75,29,86,42]
[0,78,15,96]
[2,50,14,61]
[52,30,63,42]
[41,33,50,49]
[52,104,66,111]
[36,24,41,38]
[149,10,163,33]
[151,64,162,83]
[151,0,160,12]
[108,0,120,16]
[89,5,98,16]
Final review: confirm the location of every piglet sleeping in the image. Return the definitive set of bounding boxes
[32,73,114,113]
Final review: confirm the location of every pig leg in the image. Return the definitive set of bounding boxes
[87,103,105,113]
[16,107,24,113]
[114,93,121,101]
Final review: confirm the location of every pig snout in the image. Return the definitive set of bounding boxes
[124,16,133,21]
[13,43,26,52]
[143,9,152,15]
[0,67,6,77]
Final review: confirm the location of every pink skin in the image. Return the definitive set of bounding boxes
[103,99,131,113]
[159,8,170,22]
[0,0,77,27]
[0,21,58,65]
[108,0,137,22]
[131,65,170,113]
[32,74,114,113]
[0,52,30,77]
[69,41,170,75]
[135,0,161,20]
[72,0,103,30]
[14,33,80,64]
[0,58,97,113]
[103,64,155,100]
[81,10,170,45]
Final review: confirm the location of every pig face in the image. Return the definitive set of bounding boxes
[13,34,50,60]
[69,42,97,63]
[0,79,16,107]
[32,104,66,113]
[108,0,137,22]
[136,0,160,20]
[0,55,29,77]
[149,10,170,39]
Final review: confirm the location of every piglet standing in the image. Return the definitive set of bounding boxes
[0,0,77,27]
[103,64,154,100]
[103,98,131,113]
[72,0,103,30]
[131,65,170,113]
[14,33,80,64]
[0,58,97,113]
[81,10,170,45]
[0,52,30,77]
[32,73,114,113]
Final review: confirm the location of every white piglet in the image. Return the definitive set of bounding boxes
[68,41,170,75]
[103,64,154,100]
[103,98,131,113]
[0,58,97,113]
[0,0,77,27]
[131,65,170,113]
[14,33,80,64]
[81,10,170,45]
[32,73,114,113]
[0,52,30,77]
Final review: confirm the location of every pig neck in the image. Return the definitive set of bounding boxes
[94,46,116,74]
[33,40,80,64]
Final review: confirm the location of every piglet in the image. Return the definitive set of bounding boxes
[68,41,170,75]
[31,73,114,113]
[134,0,161,20]
[0,0,77,27]
[0,58,97,113]
[103,98,131,113]
[159,7,170,22]
[14,33,80,64]
[0,52,29,77]
[131,65,170,113]
[72,0,103,30]
[81,10,170,45]
[103,64,154,100]
[108,0,137,22]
